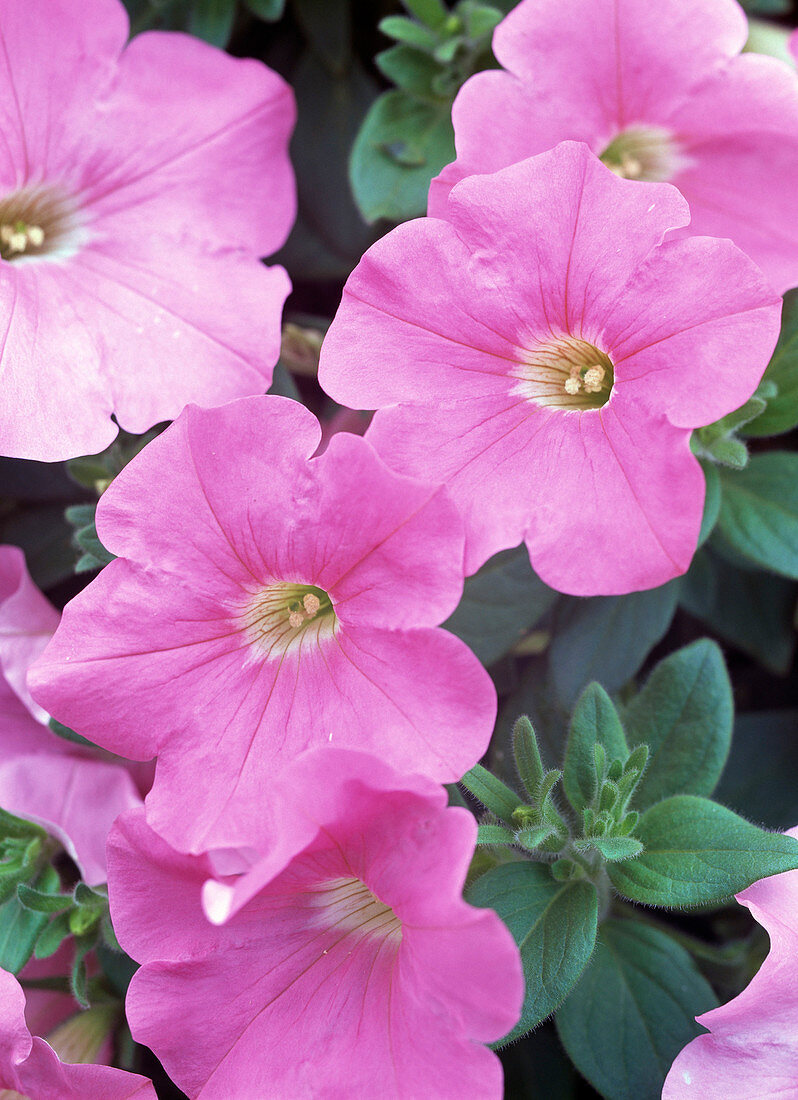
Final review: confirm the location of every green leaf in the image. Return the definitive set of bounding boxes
[716,452,798,578]
[403,0,449,26]
[0,864,60,973]
[476,824,516,846]
[0,807,46,842]
[70,934,95,1008]
[577,836,643,861]
[17,884,71,914]
[563,684,628,813]
[549,582,680,708]
[556,919,717,1100]
[680,546,796,674]
[34,910,73,960]
[243,0,286,19]
[350,90,455,223]
[513,716,546,800]
[607,795,798,907]
[376,44,446,101]
[467,862,598,1041]
[623,640,732,809]
[744,290,798,436]
[460,764,523,825]
[444,547,557,666]
[698,461,721,546]
[187,0,235,45]
[378,15,439,50]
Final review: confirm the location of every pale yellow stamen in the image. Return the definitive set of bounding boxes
[564,376,582,395]
[303,593,321,617]
[0,222,45,255]
[583,365,606,393]
[288,609,305,629]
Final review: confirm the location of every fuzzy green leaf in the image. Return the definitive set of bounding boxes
[468,862,598,1042]
[556,919,717,1100]
[608,796,798,907]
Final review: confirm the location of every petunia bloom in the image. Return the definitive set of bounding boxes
[0,545,142,884]
[30,396,496,854]
[107,749,524,1099]
[429,0,798,294]
[663,826,798,1097]
[0,0,295,462]
[0,967,156,1099]
[319,142,780,596]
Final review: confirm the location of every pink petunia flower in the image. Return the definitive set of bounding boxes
[0,967,156,1098]
[30,396,497,854]
[107,749,523,1100]
[663,826,798,1097]
[429,0,798,294]
[0,545,142,884]
[318,142,780,595]
[0,0,295,462]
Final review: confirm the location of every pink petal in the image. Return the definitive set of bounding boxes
[85,29,296,257]
[607,237,781,428]
[0,755,140,884]
[0,545,59,720]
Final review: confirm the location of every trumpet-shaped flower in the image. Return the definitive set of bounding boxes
[0,0,295,461]
[30,396,496,853]
[0,968,156,1098]
[663,827,798,1097]
[0,545,141,884]
[107,749,523,1099]
[319,143,780,595]
[429,0,798,294]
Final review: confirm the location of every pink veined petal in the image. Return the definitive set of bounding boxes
[95,396,321,570]
[0,967,156,1099]
[323,145,691,416]
[0,0,128,192]
[606,236,781,428]
[491,0,747,107]
[0,676,65,757]
[521,404,705,595]
[110,755,523,1100]
[305,432,466,629]
[366,395,546,575]
[139,622,495,852]
[0,755,141,885]
[0,545,59,720]
[63,241,290,436]
[29,556,253,763]
[0,264,116,462]
[107,808,222,963]
[84,29,296,257]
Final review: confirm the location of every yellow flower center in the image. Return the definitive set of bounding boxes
[310,877,402,945]
[241,582,338,659]
[0,185,84,262]
[599,125,685,183]
[512,336,615,410]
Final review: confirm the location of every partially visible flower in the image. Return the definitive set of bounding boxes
[319,143,780,595]
[429,0,798,293]
[30,396,496,854]
[663,826,798,1097]
[0,0,295,461]
[107,749,524,1100]
[0,545,142,884]
[0,968,155,1098]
